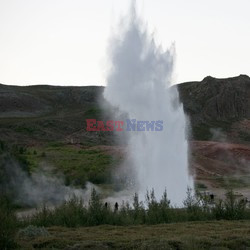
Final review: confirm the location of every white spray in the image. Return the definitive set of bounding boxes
[104,3,193,206]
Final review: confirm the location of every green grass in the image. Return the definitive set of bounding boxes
[16,221,250,249]
[23,144,118,186]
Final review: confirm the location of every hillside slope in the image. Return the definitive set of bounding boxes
[0,84,114,145]
[1,75,250,193]
[1,75,250,145]
[178,74,250,142]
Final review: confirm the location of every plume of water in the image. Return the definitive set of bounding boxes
[104,3,193,205]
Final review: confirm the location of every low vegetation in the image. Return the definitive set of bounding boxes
[17,221,250,249]
[0,196,18,249]
[21,188,250,228]
[2,188,250,249]
[28,144,116,186]
[1,142,118,188]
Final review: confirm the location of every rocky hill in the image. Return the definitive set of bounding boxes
[178,74,250,142]
[1,75,250,145]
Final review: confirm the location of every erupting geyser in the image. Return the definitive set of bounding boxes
[104,4,193,206]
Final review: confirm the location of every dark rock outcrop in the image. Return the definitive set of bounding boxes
[178,75,250,123]
[178,75,250,142]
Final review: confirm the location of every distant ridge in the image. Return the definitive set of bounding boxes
[0,75,249,144]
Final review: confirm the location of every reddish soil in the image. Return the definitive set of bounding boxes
[191,141,250,179]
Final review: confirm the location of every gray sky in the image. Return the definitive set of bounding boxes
[0,0,250,86]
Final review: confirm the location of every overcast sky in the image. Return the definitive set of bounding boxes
[0,0,250,86]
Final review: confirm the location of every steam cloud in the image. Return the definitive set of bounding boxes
[0,155,96,207]
[104,3,193,205]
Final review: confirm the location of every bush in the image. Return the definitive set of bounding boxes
[87,188,105,225]
[27,198,87,227]
[145,189,171,224]
[183,187,203,220]
[23,188,250,228]
[131,192,145,224]
[0,196,18,249]
[213,199,225,219]
[213,190,247,220]
[41,152,46,157]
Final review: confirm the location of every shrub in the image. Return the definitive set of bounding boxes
[211,190,248,220]
[27,197,88,228]
[0,196,18,249]
[145,189,171,224]
[23,188,250,228]
[159,189,171,222]
[224,190,247,220]
[27,204,53,227]
[183,187,202,220]
[213,199,225,219]
[87,188,105,225]
[131,193,145,224]
[41,152,46,157]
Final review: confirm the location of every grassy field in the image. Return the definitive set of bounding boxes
[17,221,250,249]
[2,189,250,249]
[21,144,119,186]
[22,142,250,191]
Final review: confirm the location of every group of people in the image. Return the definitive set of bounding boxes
[104,201,119,211]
